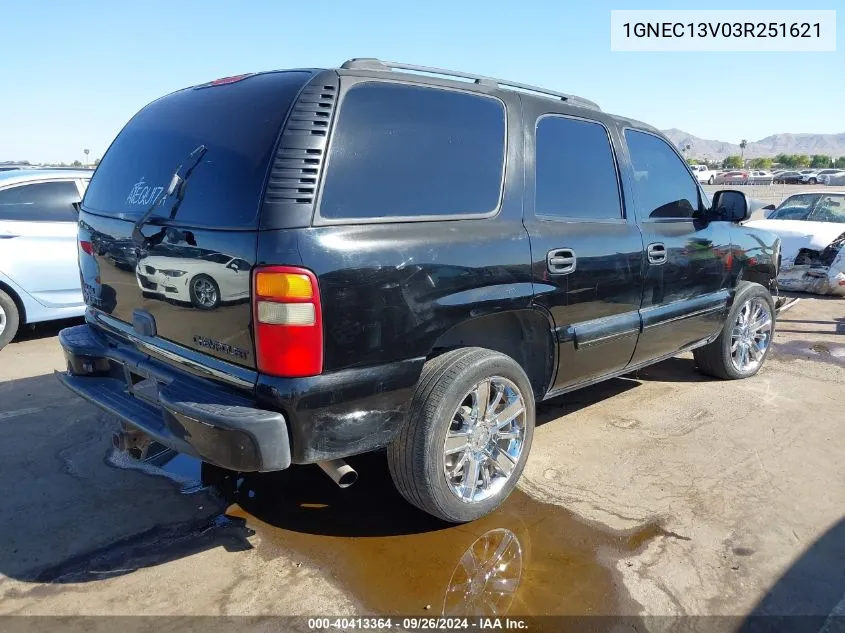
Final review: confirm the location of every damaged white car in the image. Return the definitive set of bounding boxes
[744,192,845,297]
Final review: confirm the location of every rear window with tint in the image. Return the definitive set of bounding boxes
[83,71,312,228]
[0,180,80,222]
[319,82,506,220]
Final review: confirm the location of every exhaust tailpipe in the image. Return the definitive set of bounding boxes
[317,459,358,488]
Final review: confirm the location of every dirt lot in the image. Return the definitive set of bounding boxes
[0,295,843,631]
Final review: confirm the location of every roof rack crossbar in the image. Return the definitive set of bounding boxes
[339,58,600,111]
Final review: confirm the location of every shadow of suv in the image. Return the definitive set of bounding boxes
[57,58,781,522]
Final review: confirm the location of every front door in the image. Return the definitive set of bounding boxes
[524,110,645,393]
[617,128,732,365]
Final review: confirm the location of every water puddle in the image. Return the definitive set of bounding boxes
[209,452,676,618]
[772,339,845,366]
[107,444,207,494]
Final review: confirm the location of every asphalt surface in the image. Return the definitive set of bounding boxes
[0,295,843,632]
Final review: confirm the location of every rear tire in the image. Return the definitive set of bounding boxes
[388,348,535,523]
[694,282,775,380]
[0,289,21,350]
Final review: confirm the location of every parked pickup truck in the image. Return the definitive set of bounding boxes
[689,164,717,184]
[57,59,782,523]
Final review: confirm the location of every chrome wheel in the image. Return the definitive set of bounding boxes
[730,297,773,373]
[0,303,6,336]
[192,278,218,308]
[443,377,526,504]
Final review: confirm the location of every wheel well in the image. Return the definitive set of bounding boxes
[428,310,554,400]
[0,280,26,324]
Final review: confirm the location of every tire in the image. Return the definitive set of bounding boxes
[694,282,775,380]
[809,178,817,185]
[189,274,220,310]
[0,289,21,351]
[388,347,535,523]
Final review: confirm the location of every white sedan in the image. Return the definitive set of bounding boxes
[744,192,845,296]
[135,252,251,309]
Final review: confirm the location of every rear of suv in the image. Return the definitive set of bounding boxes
[58,59,781,523]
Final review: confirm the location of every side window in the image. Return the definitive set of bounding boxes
[319,82,506,220]
[535,117,622,220]
[0,181,80,222]
[625,130,701,220]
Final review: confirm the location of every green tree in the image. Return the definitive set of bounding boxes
[810,155,830,168]
[71,160,82,167]
[723,155,743,169]
[94,157,101,166]
[834,156,845,169]
[739,139,748,162]
[749,157,773,169]
[775,153,792,167]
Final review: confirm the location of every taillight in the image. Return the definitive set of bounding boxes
[253,266,323,377]
[79,240,93,255]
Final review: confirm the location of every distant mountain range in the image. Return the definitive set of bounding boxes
[662,129,845,160]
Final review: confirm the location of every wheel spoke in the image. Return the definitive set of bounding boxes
[496,430,520,441]
[487,447,516,477]
[474,380,491,422]
[492,400,524,431]
[448,452,469,478]
[487,385,504,420]
[463,454,481,501]
[751,316,772,333]
[739,343,749,368]
[748,343,763,361]
[445,432,471,455]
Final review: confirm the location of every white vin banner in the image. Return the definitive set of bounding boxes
[611,10,836,52]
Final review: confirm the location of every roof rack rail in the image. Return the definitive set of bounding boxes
[339,58,600,111]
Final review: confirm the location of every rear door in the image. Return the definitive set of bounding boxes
[78,71,314,370]
[0,180,83,308]
[618,128,732,365]
[524,108,645,392]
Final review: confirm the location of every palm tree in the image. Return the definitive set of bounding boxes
[740,139,748,164]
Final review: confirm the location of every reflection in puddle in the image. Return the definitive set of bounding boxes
[443,528,522,616]
[107,444,207,495]
[105,448,672,618]
[206,452,673,617]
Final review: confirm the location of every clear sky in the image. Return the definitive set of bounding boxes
[0,0,841,163]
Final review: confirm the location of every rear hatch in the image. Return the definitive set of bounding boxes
[78,70,314,370]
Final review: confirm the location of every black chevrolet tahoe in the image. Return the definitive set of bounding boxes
[58,59,781,522]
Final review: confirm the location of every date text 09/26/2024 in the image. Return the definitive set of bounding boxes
[307,617,529,630]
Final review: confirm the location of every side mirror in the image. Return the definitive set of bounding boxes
[711,190,750,222]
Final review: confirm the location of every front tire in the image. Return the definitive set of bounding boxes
[189,274,220,310]
[694,282,775,380]
[0,289,20,350]
[388,348,535,523]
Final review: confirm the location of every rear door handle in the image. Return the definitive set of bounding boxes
[547,248,576,274]
[647,242,667,265]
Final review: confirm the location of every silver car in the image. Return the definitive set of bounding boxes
[0,169,92,349]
